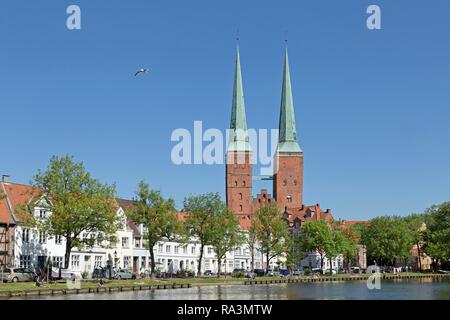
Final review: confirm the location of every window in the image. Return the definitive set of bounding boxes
[239,205,243,212]
[238,193,242,200]
[71,255,80,271]
[204,260,211,270]
[191,246,195,254]
[141,257,146,268]
[38,231,46,244]
[122,237,129,248]
[207,247,212,254]
[242,180,246,187]
[94,256,102,267]
[20,255,31,268]
[234,180,238,187]
[22,229,29,243]
[228,260,233,270]
[39,210,46,218]
[55,235,62,245]
[123,256,131,269]
[183,246,187,254]
[52,256,63,268]
[158,244,163,253]
[135,237,141,248]
[174,246,179,254]
[165,245,171,253]
[287,195,292,203]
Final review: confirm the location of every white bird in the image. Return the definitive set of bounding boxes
[134,68,150,76]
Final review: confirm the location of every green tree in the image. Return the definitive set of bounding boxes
[208,207,245,277]
[126,180,183,277]
[404,214,427,271]
[423,202,450,271]
[360,216,414,267]
[296,220,333,271]
[183,193,223,276]
[30,155,119,269]
[252,203,290,274]
[246,224,258,272]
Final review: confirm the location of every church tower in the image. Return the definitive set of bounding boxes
[226,46,253,219]
[273,47,304,211]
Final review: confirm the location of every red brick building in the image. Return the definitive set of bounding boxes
[225,47,333,230]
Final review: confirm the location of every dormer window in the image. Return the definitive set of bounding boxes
[39,210,46,218]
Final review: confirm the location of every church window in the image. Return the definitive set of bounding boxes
[238,193,242,200]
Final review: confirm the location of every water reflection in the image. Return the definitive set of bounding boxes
[4,278,450,300]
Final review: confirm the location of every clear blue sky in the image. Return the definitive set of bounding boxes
[1,0,449,220]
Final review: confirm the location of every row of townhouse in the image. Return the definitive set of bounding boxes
[1,178,269,276]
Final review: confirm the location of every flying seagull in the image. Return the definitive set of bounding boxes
[134,68,150,76]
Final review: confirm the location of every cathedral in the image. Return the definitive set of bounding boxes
[225,45,333,230]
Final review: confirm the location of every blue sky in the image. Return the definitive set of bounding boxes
[1,0,449,220]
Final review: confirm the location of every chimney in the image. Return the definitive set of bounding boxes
[2,175,10,183]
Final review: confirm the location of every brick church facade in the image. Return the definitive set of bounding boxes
[225,46,333,230]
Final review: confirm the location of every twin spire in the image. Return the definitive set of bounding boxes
[228,45,301,153]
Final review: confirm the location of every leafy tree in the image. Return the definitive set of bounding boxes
[245,224,258,272]
[404,214,427,271]
[208,207,245,277]
[360,216,414,267]
[183,193,223,276]
[30,155,119,269]
[423,202,450,271]
[296,220,333,271]
[252,203,290,274]
[126,180,183,277]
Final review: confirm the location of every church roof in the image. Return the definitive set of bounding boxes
[277,47,302,153]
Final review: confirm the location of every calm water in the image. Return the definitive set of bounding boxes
[6,278,450,300]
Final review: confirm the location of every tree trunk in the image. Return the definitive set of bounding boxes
[250,246,255,272]
[217,256,222,278]
[416,242,422,272]
[330,257,333,275]
[266,251,270,275]
[64,239,72,270]
[197,244,204,276]
[149,245,156,278]
[320,253,324,272]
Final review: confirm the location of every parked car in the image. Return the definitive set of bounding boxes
[253,269,266,277]
[2,267,37,283]
[279,269,289,277]
[203,270,215,276]
[114,269,136,280]
[351,267,361,274]
[323,269,337,275]
[292,269,304,276]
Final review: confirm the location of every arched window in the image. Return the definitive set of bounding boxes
[239,205,243,212]
[242,180,246,187]
[234,180,238,187]
[238,193,243,200]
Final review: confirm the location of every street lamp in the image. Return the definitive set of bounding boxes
[114,250,118,269]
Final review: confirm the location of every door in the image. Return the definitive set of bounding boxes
[133,257,138,273]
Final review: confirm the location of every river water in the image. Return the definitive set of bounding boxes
[6,278,450,300]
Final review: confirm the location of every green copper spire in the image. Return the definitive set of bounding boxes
[228,45,251,152]
[277,47,302,153]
